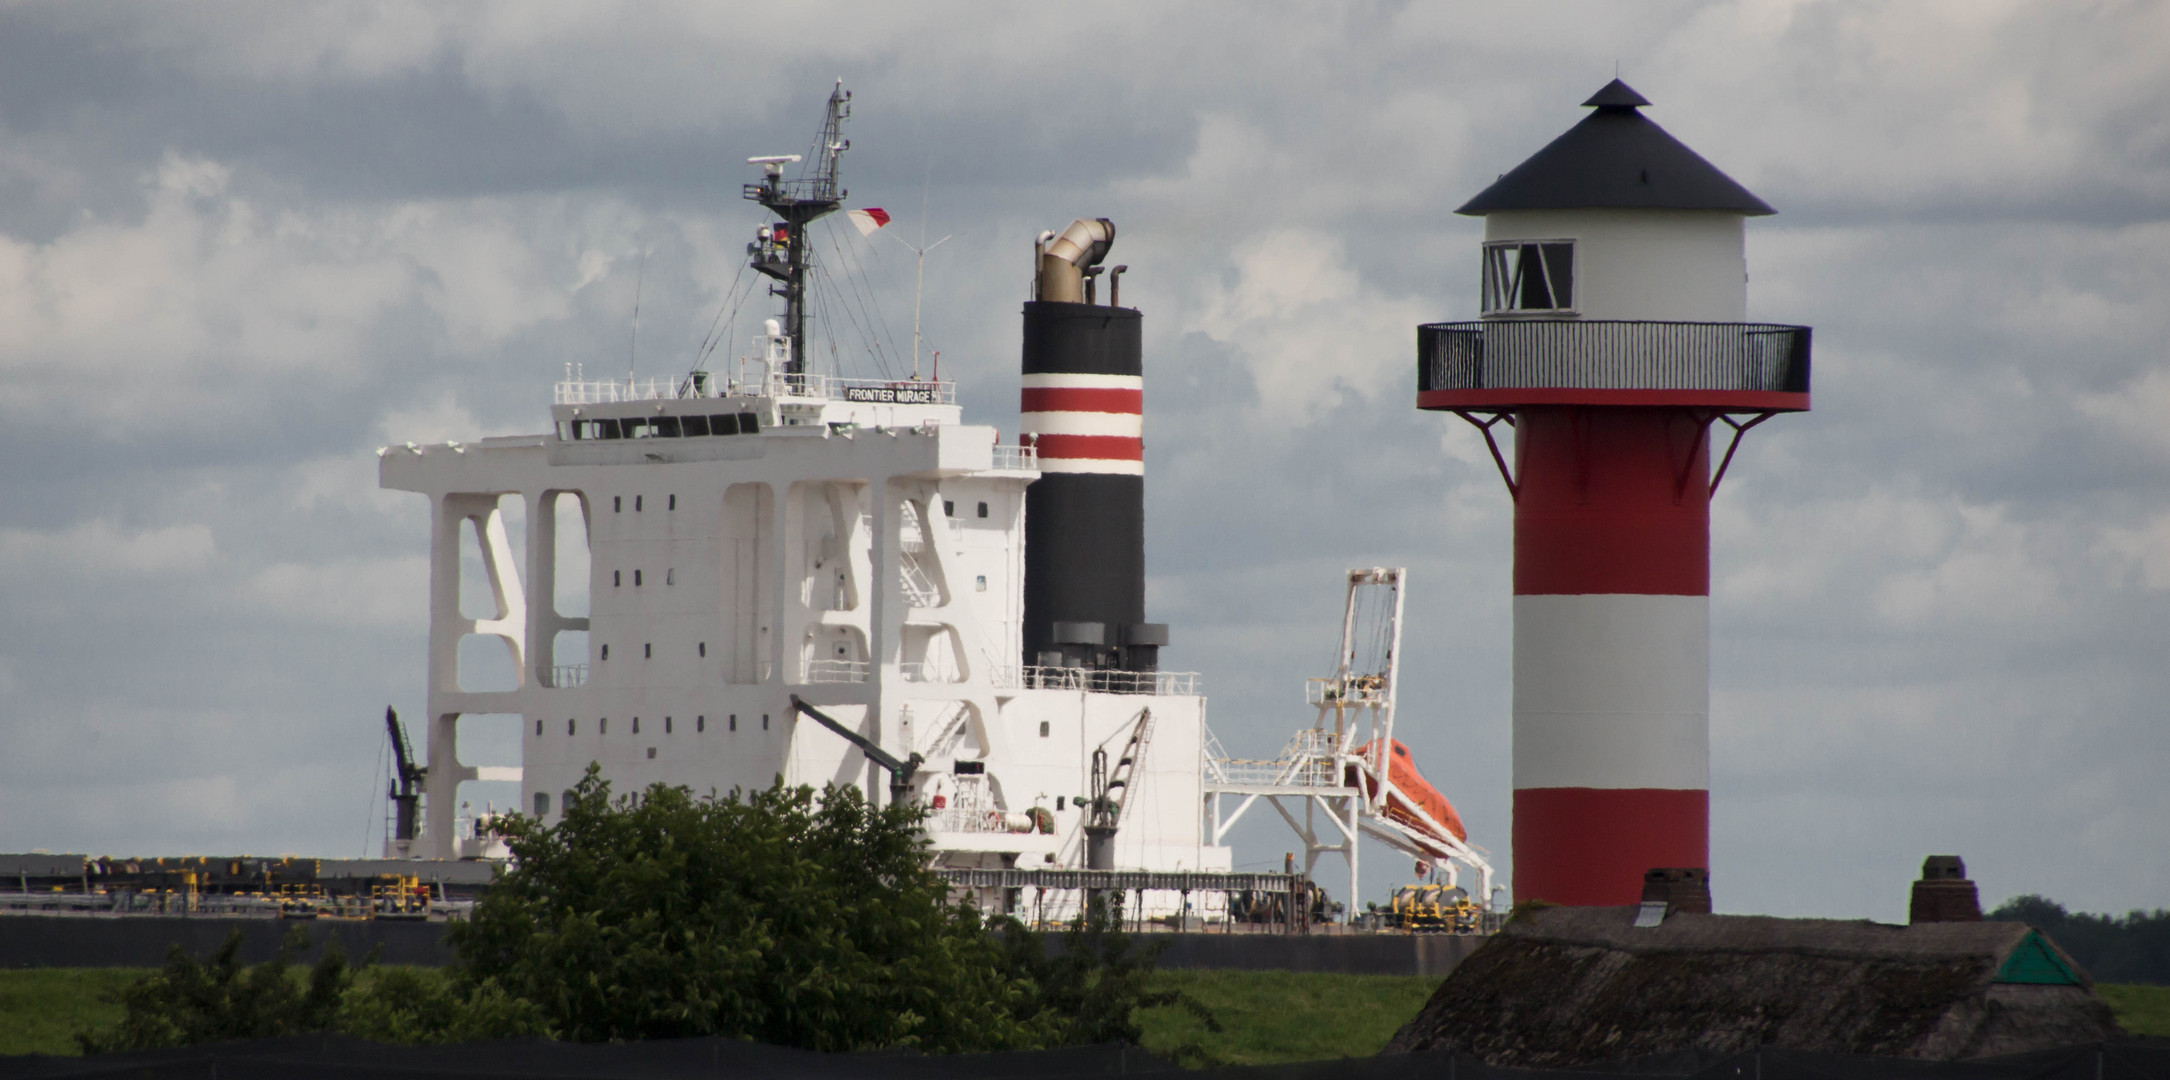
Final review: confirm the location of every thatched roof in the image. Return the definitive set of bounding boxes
[1385,905,2124,1067]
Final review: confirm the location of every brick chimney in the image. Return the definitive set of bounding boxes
[1641,867,1712,915]
[1909,855,1982,923]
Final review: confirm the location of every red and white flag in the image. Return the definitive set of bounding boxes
[847,207,890,236]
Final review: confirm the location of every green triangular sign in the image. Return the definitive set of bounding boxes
[1995,930,2082,986]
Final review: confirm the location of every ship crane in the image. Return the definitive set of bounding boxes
[790,695,924,809]
[384,707,424,857]
[1084,709,1154,869]
[1201,569,1495,923]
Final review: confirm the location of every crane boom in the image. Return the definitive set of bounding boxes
[788,695,923,807]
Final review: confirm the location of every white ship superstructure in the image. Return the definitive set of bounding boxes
[379,328,1227,888]
[378,85,1230,907]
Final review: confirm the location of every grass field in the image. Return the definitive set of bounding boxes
[3,967,2164,1063]
[0,969,138,1057]
[1136,969,1440,1066]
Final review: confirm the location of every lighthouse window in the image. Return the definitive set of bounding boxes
[534,792,549,817]
[1481,240,1575,313]
[681,415,710,437]
[711,414,740,436]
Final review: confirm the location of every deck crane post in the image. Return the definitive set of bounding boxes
[789,695,923,809]
[385,707,425,855]
[1084,709,1155,870]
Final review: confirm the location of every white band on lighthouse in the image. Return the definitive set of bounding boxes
[1020,373,1144,475]
[1511,593,1710,792]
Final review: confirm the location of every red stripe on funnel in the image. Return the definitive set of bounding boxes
[1029,434,1143,461]
[1021,388,1142,414]
[1512,786,1708,906]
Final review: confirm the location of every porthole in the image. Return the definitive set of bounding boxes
[647,747,657,759]
[567,719,576,735]
[614,496,621,513]
[535,719,543,736]
[665,716,673,734]
[698,642,707,657]
[644,643,652,658]
[632,717,640,734]
[728,714,737,732]
[977,501,988,518]
[635,495,643,512]
[634,569,642,586]
[666,568,674,586]
[944,500,955,517]
[614,570,621,587]
[600,717,609,734]
[697,715,706,733]
[1040,721,1050,738]
[669,494,676,511]
[761,714,769,731]
[601,644,609,660]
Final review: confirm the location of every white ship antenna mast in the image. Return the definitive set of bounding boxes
[627,249,647,389]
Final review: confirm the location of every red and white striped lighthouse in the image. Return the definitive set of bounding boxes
[1417,80,1811,906]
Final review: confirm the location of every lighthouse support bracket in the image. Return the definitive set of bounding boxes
[1451,411,1518,500]
[1708,410,1775,499]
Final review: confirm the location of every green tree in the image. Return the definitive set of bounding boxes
[444,766,1051,1051]
[999,892,1220,1057]
[77,926,355,1052]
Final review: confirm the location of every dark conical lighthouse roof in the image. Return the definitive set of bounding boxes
[1457,79,1774,216]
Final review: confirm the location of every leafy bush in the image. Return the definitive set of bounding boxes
[77,926,354,1052]
[442,767,1047,1051]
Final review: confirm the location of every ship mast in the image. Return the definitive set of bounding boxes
[744,81,851,377]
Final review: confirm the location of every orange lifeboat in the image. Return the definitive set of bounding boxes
[1346,739,1468,844]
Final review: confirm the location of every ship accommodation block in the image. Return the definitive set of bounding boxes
[1419,80,1810,906]
[381,374,1225,889]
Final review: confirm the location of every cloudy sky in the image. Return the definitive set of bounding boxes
[1,1,2165,921]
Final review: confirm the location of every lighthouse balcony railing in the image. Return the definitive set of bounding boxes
[1418,320,1811,396]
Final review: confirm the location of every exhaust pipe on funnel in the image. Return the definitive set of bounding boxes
[1035,217,1116,303]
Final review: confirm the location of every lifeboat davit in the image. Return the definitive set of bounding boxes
[1346,739,1468,845]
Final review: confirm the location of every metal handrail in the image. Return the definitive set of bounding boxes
[1419,320,1810,395]
[990,666,1201,695]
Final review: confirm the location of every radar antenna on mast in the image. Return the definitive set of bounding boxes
[744,80,851,376]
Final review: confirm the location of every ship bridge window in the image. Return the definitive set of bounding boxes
[739,412,761,434]
[682,416,710,437]
[1482,240,1575,314]
[624,419,651,439]
[711,414,740,436]
[652,417,681,438]
[580,419,622,440]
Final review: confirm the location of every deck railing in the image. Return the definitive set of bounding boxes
[990,666,1200,696]
[1419,320,1811,395]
